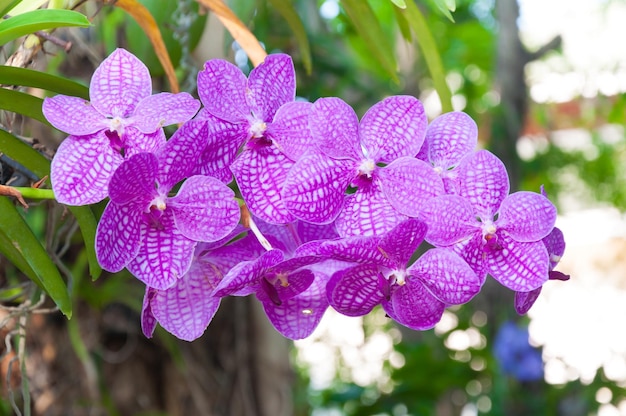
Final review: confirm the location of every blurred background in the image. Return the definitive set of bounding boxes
[1,0,625,415]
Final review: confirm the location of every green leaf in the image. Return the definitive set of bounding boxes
[0,66,88,99]
[0,88,50,126]
[0,127,50,177]
[0,0,22,17]
[393,4,412,42]
[0,228,38,283]
[342,0,398,83]
[267,0,312,74]
[68,206,102,280]
[390,0,406,8]
[433,0,456,22]
[0,9,90,45]
[0,196,71,317]
[403,1,453,113]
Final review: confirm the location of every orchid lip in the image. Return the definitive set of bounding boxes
[358,158,376,178]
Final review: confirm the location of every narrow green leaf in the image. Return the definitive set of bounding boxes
[0,228,38,284]
[0,0,22,17]
[342,0,399,83]
[68,206,102,280]
[403,1,453,113]
[0,66,88,99]
[0,89,50,126]
[390,0,406,8]
[393,4,412,42]
[0,9,90,45]
[0,196,71,317]
[0,128,50,177]
[267,0,312,74]
[433,0,455,22]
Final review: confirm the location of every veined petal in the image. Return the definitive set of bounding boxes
[427,112,477,169]
[282,152,355,224]
[51,133,123,205]
[453,233,488,282]
[457,150,509,218]
[95,202,145,272]
[157,120,209,190]
[258,268,315,303]
[360,96,427,162]
[409,248,481,305]
[213,249,284,297]
[379,218,427,266]
[262,272,329,340]
[127,212,196,290]
[515,287,542,315]
[141,288,157,338]
[123,127,167,158]
[267,101,314,161]
[131,92,200,133]
[379,157,444,217]
[198,114,249,182]
[197,59,248,122]
[231,146,295,224]
[247,54,296,121]
[310,97,362,160]
[498,191,557,242]
[296,221,339,244]
[108,152,157,206]
[326,264,384,316]
[335,182,407,237]
[151,270,220,341]
[543,227,565,269]
[317,236,393,267]
[169,175,240,242]
[43,96,106,136]
[487,234,549,291]
[90,48,151,117]
[420,195,477,246]
[387,281,445,330]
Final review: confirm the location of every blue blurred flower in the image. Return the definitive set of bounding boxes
[493,321,544,381]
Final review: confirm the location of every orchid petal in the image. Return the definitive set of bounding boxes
[131,92,200,133]
[108,152,157,206]
[267,101,314,160]
[379,157,444,217]
[213,250,284,297]
[141,288,157,338]
[360,96,427,162]
[90,48,151,117]
[258,268,315,303]
[498,191,557,242]
[282,152,354,224]
[123,127,167,158]
[42,96,106,136]
[427,112,477,168]
[198,114,249,182]
[453,234,488,282]
[515,287,542,315]
[296,221,339,244]
[387,281,445,330]
[457,150,509,218]
[409,248,481,305]
[95,202,145,272]
[420,195,477,247]
[378,218,427,266]
[310,97,361,160]
[487,234,549,292]
[317,236,393,267]
[51,132,123,205]
[543,227,566,269]
[197,59,248,122]
[170,175,240,242]
[247,54,296,121]
[326,264,384,316]
[126,212,196,290]
[231,146,296,224]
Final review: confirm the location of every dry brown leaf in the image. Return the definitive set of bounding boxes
[196,0,267,67]
[0,185,28,209]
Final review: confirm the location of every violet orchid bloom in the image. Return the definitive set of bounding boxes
[95,120,240,290]
[282,96,444,237]
[142,229,264,341]
[196,54,313,224]
[316,219,481,330]
[43,48,199,205]
[515,226,569,315]
[420,150,557,292]
[418,112,478,195]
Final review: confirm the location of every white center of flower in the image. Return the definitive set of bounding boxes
[358,158,376,177]
[249,119,267,138]
[433,166,444,175]
[393,270,408,286]
[481,219,497,240]
[148,194,167,212]
[109,116,125,136]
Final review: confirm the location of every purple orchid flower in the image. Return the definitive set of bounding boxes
[95,120,240,290]
[314,219,481,330]
[418,111,478,194]
[282,96,444,237]
[515,226,569,315]
[142,229,264,341]
[196,54,313,224]
[43,48,200,205]
[420,150,557,292]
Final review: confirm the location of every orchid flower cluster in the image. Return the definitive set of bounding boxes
[42,49,568,341]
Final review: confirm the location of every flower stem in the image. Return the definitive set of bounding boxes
[11,187,56,200]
